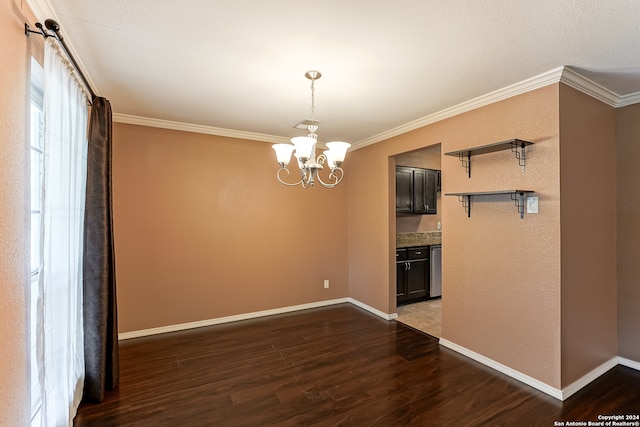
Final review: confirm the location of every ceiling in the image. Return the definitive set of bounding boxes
[28,0,640,147]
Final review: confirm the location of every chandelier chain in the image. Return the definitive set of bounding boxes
[310,77,316,134]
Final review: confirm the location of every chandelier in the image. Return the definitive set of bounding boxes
[272,71,350,188]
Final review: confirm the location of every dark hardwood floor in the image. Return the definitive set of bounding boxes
[74,304,640,426]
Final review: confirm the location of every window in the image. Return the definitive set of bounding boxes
[30,57,44,425]
[30,60,44,276]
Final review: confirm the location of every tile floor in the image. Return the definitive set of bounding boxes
[396,298,442,338]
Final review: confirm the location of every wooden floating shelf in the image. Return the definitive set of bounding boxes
[445,190,534,219]
[445,139,533,177]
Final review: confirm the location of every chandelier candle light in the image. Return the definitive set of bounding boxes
[272,71,350,188]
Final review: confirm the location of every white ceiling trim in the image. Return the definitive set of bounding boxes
[26,0,54,22]
[617,92,640,108]
[559,67,620,107]
[109,65,634,150]
[353,67,566,150]
[113,114,290,144]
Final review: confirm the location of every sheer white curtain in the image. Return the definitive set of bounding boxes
[34,38,89,427]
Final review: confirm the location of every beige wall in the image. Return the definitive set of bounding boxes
[559,85,617,385]
[0,1,40,424]
[112,123,349,332]
[347,143,398,313]
[616,103,640,361]
[349,85,564,387]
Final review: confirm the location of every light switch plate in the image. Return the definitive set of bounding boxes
[527,196,539,214]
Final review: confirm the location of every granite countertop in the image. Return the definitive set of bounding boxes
[396,231,442,248]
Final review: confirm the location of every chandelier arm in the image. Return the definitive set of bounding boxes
[276,167,304,186]
[301,167,311,187]
[315,167,344,188]
[330,167,344,183]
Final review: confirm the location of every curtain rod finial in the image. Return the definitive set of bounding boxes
[44,19,60,32]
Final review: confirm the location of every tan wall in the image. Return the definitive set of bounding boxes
[0,1,40,424]
[616,103,640,362]
[559,85,617,384]
[346,144,397,313]
[112,123,349,332]
[349,85,563,388]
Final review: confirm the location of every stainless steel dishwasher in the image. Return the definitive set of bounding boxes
[430,245,442,298]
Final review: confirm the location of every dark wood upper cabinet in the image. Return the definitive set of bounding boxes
[396,166,439,215]
[395,167,414,213]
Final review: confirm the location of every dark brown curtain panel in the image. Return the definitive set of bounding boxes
[83,97,119,402]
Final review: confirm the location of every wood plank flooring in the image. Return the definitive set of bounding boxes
[74,304,640,426]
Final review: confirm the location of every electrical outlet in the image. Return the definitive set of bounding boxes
[323,279,329,289]
[527,196,539,214]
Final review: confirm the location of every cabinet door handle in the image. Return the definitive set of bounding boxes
[406,261,411,271]
[415,251,422,255]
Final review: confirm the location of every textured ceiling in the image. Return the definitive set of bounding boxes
[28,0,640,146]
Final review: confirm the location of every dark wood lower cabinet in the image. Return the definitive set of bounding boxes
[396,247,429,304]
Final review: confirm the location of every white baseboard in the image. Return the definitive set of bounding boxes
[619,356,640,371]
[119,303,639,398]
[561,357,619,400]
[347,297,398,320]
[118,297,395,340]
[119,298,350,340]
[439,339,630,401]
[438,339,564,400]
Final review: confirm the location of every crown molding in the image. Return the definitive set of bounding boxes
[116,66,639,149]
[113,113,290,144]
[559,67,640,108]
[617,91,640,108]
[25,0,55,21]
[559,67,620,107]
[21,2,640,146]
[350,67,565,150]
[350,66,639,150]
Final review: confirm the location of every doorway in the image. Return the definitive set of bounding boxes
[393,144,443,338]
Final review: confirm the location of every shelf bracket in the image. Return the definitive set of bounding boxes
[511,192,527,219]
[456,195,471,217]
[456,152,471,178]
[446,190,533,219]
[510,140,528,172]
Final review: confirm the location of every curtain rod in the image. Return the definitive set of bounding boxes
[25,19,97,101]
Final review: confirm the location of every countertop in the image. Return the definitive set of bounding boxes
[396,231,442,248]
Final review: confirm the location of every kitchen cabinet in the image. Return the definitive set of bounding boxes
[396,167,439,215]
[396,167,414,214]
[396,247,429,304]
